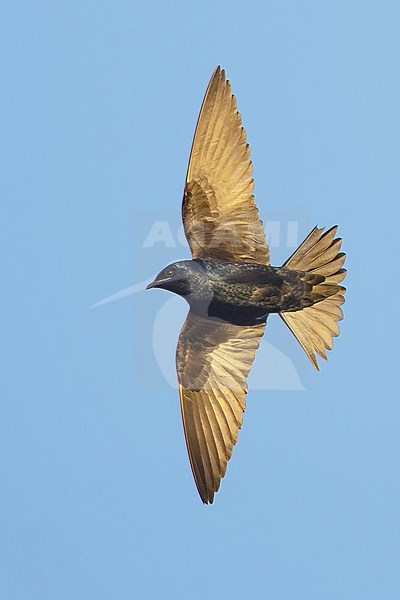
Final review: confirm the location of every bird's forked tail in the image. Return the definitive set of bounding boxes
[280,226,346,369]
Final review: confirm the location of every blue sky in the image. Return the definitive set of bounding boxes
[1,1,400,599]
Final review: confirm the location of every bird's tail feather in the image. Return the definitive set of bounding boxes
[280,226,346,369]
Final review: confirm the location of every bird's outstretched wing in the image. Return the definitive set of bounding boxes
[176,311,266,503]
[182,66,270,264]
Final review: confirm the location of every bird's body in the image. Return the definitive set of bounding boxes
[146,67,347,504]
[152,258,327,326]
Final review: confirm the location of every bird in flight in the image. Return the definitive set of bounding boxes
[147,67,346,504]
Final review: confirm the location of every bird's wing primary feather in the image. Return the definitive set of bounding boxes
[182,66,270,264]
[176,311,265,503]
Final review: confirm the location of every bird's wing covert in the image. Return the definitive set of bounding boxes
[182,66,270,264]
[176,311,266,503]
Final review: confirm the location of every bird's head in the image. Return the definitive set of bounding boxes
[146,261,202,297]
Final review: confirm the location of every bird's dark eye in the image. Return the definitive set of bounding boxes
[166,267,175,277]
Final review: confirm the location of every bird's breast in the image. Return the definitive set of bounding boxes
[189,261,305,325]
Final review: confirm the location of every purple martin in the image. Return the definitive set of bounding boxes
[147,67,346,504]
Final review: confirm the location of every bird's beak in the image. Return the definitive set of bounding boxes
[146,278,169,290]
